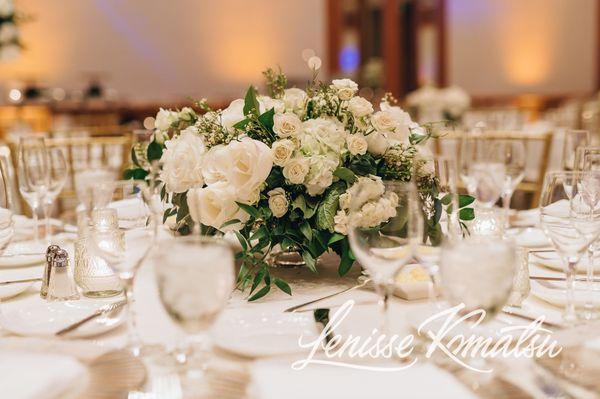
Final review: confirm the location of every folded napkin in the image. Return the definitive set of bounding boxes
[250,360,477,399]
[0,351,86,399]
[0,207,12,228]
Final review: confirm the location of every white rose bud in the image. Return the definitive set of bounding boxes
[273,113,302,138]
[155,108,178,131]
[283,157,310,184]
[178,107,196,122]
[365,131,390,156]
[346,134,368,156]
[331,78,358,101]
[267,187,289,218]
[348,96,374,118]
[371,111,396,132]
[271,139,295,167]
[283,88,307,112]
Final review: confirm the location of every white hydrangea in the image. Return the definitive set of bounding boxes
[300,117,347,157]
[304,156,338,196]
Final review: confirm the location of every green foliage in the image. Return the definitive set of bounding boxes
[243,86,260,117]
[315,182,346,232]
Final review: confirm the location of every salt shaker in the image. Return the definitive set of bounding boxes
[46,249,80,301]
[40,245,61,299]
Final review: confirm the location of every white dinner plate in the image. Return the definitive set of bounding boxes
[212,309,320,358]
[0,296,125,338]
[530,280,598,308]
[530,251,600,273]
[0,281,33,300]
[0,241,47,268]
[506,227,551,248]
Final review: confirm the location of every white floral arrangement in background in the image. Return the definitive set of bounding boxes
[406,85,471,123]
[128,60,474,300]
[0,0,22,62]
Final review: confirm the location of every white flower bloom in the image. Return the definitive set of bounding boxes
[200,137,273,204]
[345,176,385,210]
[152,130,169,145]
[408,122,427,141]
[0,0,14,17]
[220,98,245,131]
[339,193,351,210]
[267,187,288,218]
[283,157,310,184]
[371,110,396,132]
[159,128,206,193]
[178,107,196,122]
[283,88,307,112]
[301,117,347,156]
[304,156,338,196]
[365,131,390,156]
[380,102,413,142]
[348,96,374,118]
[333,210,349,235]
[0,22,17,43]
[271,139,295,167]
[346,134,368,156]
[258,96,285,114]
[331,78,358,101]
[273,113,302,138]
[155,108,178,131]
[187,182,249,232]
[440,86,470,118]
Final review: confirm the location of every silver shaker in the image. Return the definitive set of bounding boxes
[46,248,80,301]
[40,245,61,299]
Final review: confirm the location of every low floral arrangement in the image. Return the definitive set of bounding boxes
[406,85,470,123]
[127,62,474,300]
[0,0,23,62]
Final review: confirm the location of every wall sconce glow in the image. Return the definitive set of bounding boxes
[8,88,22,102]
[339,44,360,74]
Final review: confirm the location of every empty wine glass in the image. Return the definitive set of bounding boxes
[17,137,50,242]
[492,140,525,229]
[460,136,506,208]
[562,130,590,170]
[540,171,596,323]
[433,156,461,237]
[155,236,234,375]
[348,179,423,334]
[87,180,155,355]
[42,148,68,241]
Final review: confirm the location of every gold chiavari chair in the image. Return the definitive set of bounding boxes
[0,145,22,214]
[434,129,553,207]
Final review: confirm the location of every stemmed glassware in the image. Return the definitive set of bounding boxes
[87,179,155,355]
[155,236,234,375]
[460,136,506,208]
[348,180,423,334]
[491,139,525,229]
[562,130,590,170]
[17,137,50,243]
[539,171,600,323]
[42,148,68,242]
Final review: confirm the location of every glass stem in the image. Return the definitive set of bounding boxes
[42,202,51,243]
[584,245,595,318]
[376,281,391,336]
[502,191,512,230]
[122,276,142,355]
[31,204,39,242]
[565,260,578,323]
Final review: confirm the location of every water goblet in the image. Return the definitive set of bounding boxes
[491,139,525,229]
[42,148,68,242]
[562,130,590,171]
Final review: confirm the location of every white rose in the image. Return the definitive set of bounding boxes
[0,0,14,17]
[267,188,289,218]
[0,23,17,43]
[365,131,389,156]
[258,96,285,114]
[273,113,302,138]
[178,107,196,122]
[220,99,245,131]
[271,139,295,167]
[155,108,178,131]
[201,137,273,204]
[331,78,358,101]
[159,128,206,193]
[380,102,413,142]
[304,156,338,196]
[346,134,368,156]
[187,182,249,231]
[371,111,396,132]
[283,157,310,185]
[348,96,374,118]
[283,88,307,112]
[408,122,427,142]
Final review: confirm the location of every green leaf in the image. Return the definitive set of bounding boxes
[273,278,292,296]
[333,167,357,184]
[459,208,475,221]
[123,168,149,180]
[302,251,317,273]
[459,194,475,208]
[250,225,268,241]
[234,231,248,251]
[131,147,141,168]
[232,118,250,130]
[258,108,275,131]
[292,195,307,213]
[440,193,453,206]
[220,219,241,229]
[248,284,270,301]
[147,140,163,162]
[250,268,266,294]
[299,222,313,241]
[338,239,355,275]
[328,233,346,245]
[243,86,260,117]
[348,154,377,176]
[235,202,260,219]
[315,182,346,232]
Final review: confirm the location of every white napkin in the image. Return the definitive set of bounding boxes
[250,360,477,399]
[108,198,149,228]
[0,207,12,227]
[0,351,86,399]
[507,227,550,248]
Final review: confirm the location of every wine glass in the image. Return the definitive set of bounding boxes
[491,140,525,229]
[539,171,596,323]
[87,180,155,355]
[155,236,234,374]
[42,148,68,242]
[433,156,461,237]
[562,130,590,170]
[17,137,50,243]
[348,180,423,334]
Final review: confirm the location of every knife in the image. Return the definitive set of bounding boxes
[55,300,127,336]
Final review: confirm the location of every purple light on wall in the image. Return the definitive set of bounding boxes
[339,44,360,74]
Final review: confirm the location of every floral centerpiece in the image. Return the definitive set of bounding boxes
[126,64,473,300]
[406,85,471,124]
[0,0,23,61]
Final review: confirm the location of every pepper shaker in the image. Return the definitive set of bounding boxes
[40,245,61,299]
[46,249,80,301]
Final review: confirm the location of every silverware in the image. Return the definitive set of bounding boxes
[0,277,42,286]
[502,307,564,329]
[55,300,127,336]
[283,278,370,313]
[0,252,45,258]
[530,275,600,283]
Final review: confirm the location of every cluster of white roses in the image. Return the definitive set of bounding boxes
[333,176,399,235]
